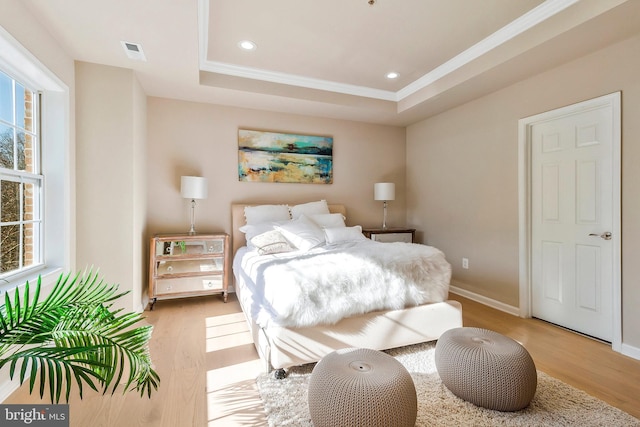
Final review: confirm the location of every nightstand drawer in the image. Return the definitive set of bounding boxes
[155,276,224,296]
[362,228,416,243]
[371,232,413,243]
[155,238,224,256]
[156,258,224,276]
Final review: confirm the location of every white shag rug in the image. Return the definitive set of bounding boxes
[256,341,640,427]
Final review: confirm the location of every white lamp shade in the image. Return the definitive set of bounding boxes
[374,182,395,201]
[181,176,208,199]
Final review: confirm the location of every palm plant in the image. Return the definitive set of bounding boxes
[0,271,160,403]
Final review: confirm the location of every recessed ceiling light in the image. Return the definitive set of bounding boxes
[239,40,257,51]
[386,72,399,79]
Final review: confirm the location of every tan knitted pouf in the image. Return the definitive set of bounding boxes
[435,327,537,411]
[308,348,417,427]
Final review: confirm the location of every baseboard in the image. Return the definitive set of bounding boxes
[450,282,640,361]
[0,374,20,403]
[449,282,521,317]
[136,300,146,314]
[620,342,640,360]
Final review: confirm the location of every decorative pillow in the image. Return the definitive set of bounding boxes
[275,215,325,252]
[250,230,296,255]
[309,213,346,228]
[239,220,290,245]
[324,225,367,245]
[244,204,290,225]
[290,200,330,220]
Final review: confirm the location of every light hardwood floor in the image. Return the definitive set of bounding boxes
[4,293,640,426]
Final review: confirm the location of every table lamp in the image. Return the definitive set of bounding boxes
[374,182,395,230]
[181,176,208,234]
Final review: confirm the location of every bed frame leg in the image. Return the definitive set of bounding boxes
[274,368,287,380]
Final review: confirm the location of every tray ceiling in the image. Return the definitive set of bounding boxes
[22,0,640,125]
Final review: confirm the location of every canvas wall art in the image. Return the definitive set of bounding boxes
[238,129,333,184]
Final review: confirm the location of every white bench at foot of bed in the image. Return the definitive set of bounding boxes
[253,299,463,374]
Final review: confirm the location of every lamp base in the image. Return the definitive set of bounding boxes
[188,199,197,235]
[382,201,388,230]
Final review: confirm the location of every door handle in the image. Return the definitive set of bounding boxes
[588,232,612,240]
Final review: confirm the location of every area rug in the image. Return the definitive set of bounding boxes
[256,341,640,426]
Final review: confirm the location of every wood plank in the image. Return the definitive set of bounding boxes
[3,293,639,424]
[450,294,640,419]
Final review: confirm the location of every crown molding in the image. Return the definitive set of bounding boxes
[396,0,579,100]
[199,0,579,103]
[197,0,396,101]
[199,60,399,101]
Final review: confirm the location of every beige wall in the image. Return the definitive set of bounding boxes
[75,61,147,313]
[0,0,77,400]
[145,97,407,241]
[407,33,640,349]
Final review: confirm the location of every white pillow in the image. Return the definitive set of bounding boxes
[250,230,295,255]
[324,225,367,245]
[239,220,289,244]
[244,204,290,225]
[309,213,346,228]
[275,215,325,252]
[290,200,330,219]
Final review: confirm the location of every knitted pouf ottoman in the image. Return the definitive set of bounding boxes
[435,327,537,411]
[308,348,417,427]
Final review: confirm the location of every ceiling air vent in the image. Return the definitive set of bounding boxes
[120,41,146,61]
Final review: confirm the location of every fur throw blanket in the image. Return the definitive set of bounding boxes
[251,241,451,328]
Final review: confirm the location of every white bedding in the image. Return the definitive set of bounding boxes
[233,240,451,328]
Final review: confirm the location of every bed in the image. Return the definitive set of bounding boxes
[231,201,463,377]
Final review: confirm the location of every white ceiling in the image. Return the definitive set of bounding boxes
[22,0,640,126]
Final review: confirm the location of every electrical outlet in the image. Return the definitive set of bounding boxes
[462,257,469,269]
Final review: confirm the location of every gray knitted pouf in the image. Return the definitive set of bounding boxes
[435,327,537,411]
[308,348,417,427]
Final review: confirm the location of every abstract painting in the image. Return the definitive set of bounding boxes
[238,129,333,184]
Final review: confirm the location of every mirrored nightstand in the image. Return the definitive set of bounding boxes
[148,232,230,309]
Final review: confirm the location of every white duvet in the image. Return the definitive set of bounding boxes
[235,240,451,328]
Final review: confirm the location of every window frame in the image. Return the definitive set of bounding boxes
[0,25,71,294]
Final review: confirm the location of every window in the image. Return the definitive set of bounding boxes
[0,26,69,293]
[0,70,42,279]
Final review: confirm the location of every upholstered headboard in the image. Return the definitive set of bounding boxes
[231,203,347,256]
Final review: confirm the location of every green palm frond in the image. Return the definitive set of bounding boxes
[0,271,160,403]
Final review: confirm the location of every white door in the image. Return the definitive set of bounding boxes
[529,95,619,342]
